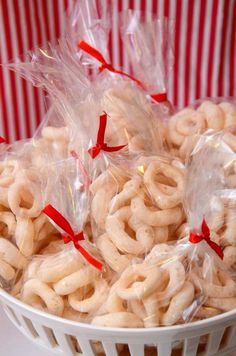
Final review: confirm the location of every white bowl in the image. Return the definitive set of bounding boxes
[0,288,236,356]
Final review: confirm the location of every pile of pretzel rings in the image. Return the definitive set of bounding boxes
[0,97,236,328]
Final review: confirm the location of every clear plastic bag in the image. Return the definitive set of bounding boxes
[120,10,174,113]
[167,98,236,161]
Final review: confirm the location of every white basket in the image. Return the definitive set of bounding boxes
[0,289,236,356]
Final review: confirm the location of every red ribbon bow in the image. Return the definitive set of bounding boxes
[43,204,103,270]
[88,113,127,159]
[0,137,6,144]
[150,92,168,103]
[189,218,224,260]
[78,41,145,89]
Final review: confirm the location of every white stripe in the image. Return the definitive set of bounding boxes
[134,0,141,11]
[0,4,15,140]
[122,0,130,72]
[7,0,27,138]
[200,0,213,99]
[145,0,153,21]
[211,1,224,97]
[112,0,119,68]
[178,0,188,108]
[158,0,165,18]
[167,0,176,104]
[18,0,37,136]
[189,0,201,105]
[223,0,234,97]
[47,0,56,44]
[58,0,66,36]
[67,0,74,15]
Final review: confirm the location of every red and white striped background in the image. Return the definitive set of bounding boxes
[0,0,235,142]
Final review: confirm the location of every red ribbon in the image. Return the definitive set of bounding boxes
[189,218,224,260]
[70,150,91,191]
[150,92,168,103]
[88,113,127,159]
[43,204,103,270]
[78,41,145,89]
[0,137,6,144]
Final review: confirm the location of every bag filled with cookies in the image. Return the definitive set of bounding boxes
[167,98,236,161]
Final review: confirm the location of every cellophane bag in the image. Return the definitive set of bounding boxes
[167,98,236,161]
[120,10,174,119]
[0,138,60,293]
[179,131,236,320]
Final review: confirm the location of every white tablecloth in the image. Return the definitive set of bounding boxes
[0,307,53,356]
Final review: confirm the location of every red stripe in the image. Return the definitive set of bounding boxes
[206,0,219,97]
[53,0,61,38]
[164,0,170,17]
[195,0,207,99]
[173,0,182,106]
[218,0,230,96]
[14,0,31,138]
[229,1,236,96]
[2,0,20,140]
[184,0,194,106]
[140,0,146,12]
[129,0,134,9]
[152,0,158,16]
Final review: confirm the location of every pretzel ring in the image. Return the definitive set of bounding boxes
[197,101,225,130]
[68,279,108,313]
[8,181,41,218]
[155,261,186,301]
[195,306,221,319]
[92,312,143,328]
[14,217,35,257]
[205,297,236,311]
[142,293,162,327]
[34,214,57,241]
[219,102,236,127]
[0,238,27,269]
[97,233,132,273]
[117,264,163,300]
[161,281,194,325]
[11,275,23,297]
[53,266,100,295]
[0,160,20,187]
[23,259,42,281]
[21,278,64,316]
[131,195,183,227]
[169,109,206,146]
[37,250,83,283]
[90,167,127,195]
[105,282,126,313]
[0,212,16,238]
[92,186,117,229]
[109,177,142,214]
[220,208,236,246]
[106,206,153,255]
[0,259,15,281]
[192,270,236,297]
[145,244,180,265]
[41,126,69,143]
[144,161,184,209]
[223,246,236,269]
[63,306,90,322]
